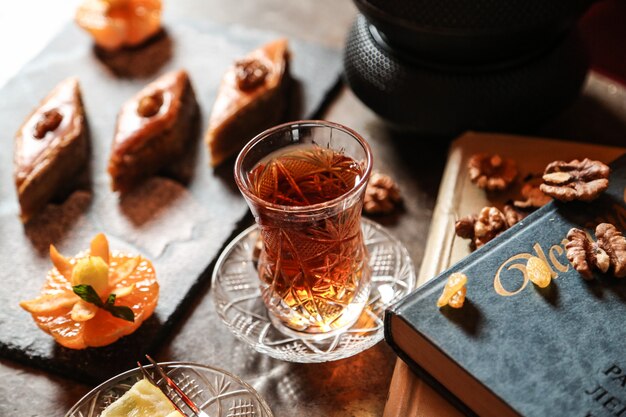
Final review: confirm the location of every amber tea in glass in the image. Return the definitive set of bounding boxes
[235,121,373,336]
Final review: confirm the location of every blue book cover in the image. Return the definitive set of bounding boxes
[385,153,626,417]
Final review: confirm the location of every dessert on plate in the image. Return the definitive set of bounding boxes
[75,0,163,52]
[206,38,291,166]
[20,234,159,349]
[108,69,199,192]
[100,378,182,417]
[13,77,89,223]
[76,0,169,77]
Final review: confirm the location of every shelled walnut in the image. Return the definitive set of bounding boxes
[467,153,517,191]
[455,206,508,249]
[454,214,476,239]
[566,227,610,279]
[33,109,63,139]
[540,158,610,202]
[137,90,164,117]
[235,58,269,91]
[363,171,402,215]
[595,223,626,277]
[503,204,527,228]
[514,181,552,209]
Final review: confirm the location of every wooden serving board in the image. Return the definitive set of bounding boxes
[383,132,626,417]
[0,18,341,384]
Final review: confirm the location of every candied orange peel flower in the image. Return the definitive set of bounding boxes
[437,272,467,308]
[75,0,162,50]
[20,233,159,349]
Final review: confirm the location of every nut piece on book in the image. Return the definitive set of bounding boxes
[540,158,610,202]
[206,38,290,167]
[595,223,626,277]
[467,153,517,191]
[75,0,162,51]
[19,234,159,349]
[566,227,611,279]
[100,378,183,417]
[437,272,467,308]
[455,206,508,249]
[13,77,89,223]
[363,171,402,215]
[108,70,199,192]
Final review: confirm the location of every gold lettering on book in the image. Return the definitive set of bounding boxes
[493,196,626,297]
[549,240,570,273]
[494,240,569,296]
[494,253,532,296]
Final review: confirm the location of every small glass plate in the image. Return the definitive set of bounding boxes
[212,218,416,363]
[65,362,273,417]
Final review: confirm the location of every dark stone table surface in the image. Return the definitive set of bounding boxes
[2,1,626,416]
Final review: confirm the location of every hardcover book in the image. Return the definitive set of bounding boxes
[385,150,626,417]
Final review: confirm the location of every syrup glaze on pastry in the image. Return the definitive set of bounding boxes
[108,69,199,192]
[206,38,290,167]
[14,77,88,223]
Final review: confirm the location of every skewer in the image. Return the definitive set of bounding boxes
[136,357,205,417]
[144,355,210,417]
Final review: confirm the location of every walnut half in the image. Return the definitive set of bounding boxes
[235,58,269,91]
[540,158,610,202]
[137,90,164,118]
[565,228,597,279]
[467,153,517,191]
[514,181,552,209]
[595,223,626,278]
[33,109,63,139]
[455,206,508,249]
[363,172,402,215]
[566,225,620,279]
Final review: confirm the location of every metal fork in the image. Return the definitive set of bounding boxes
[137,355,210,417]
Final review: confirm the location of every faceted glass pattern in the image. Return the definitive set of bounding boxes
[212,219,416,362]
[66,363,273,417]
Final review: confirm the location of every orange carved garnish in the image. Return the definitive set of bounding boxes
[20,233,159,349]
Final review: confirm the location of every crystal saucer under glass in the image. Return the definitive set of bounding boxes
[211,218,416,363]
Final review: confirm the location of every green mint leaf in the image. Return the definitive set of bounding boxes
[106,293,116,307]
[73,285,104,307]
[104,293,135,322]
[72,285,135,323]
[106,305,135,322]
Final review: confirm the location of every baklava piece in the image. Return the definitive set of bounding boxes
[108,69,199,192]
[206,38,290,166]
[14,78,89,223]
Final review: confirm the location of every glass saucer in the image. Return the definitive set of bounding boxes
[211,218,416,363]
[65,362,273,417]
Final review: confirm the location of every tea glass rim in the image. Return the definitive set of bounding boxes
[234,120,373,214]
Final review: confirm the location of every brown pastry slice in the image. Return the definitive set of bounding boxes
[14,78,89,223]
[206,38,290,167]
[108,69,199,192]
